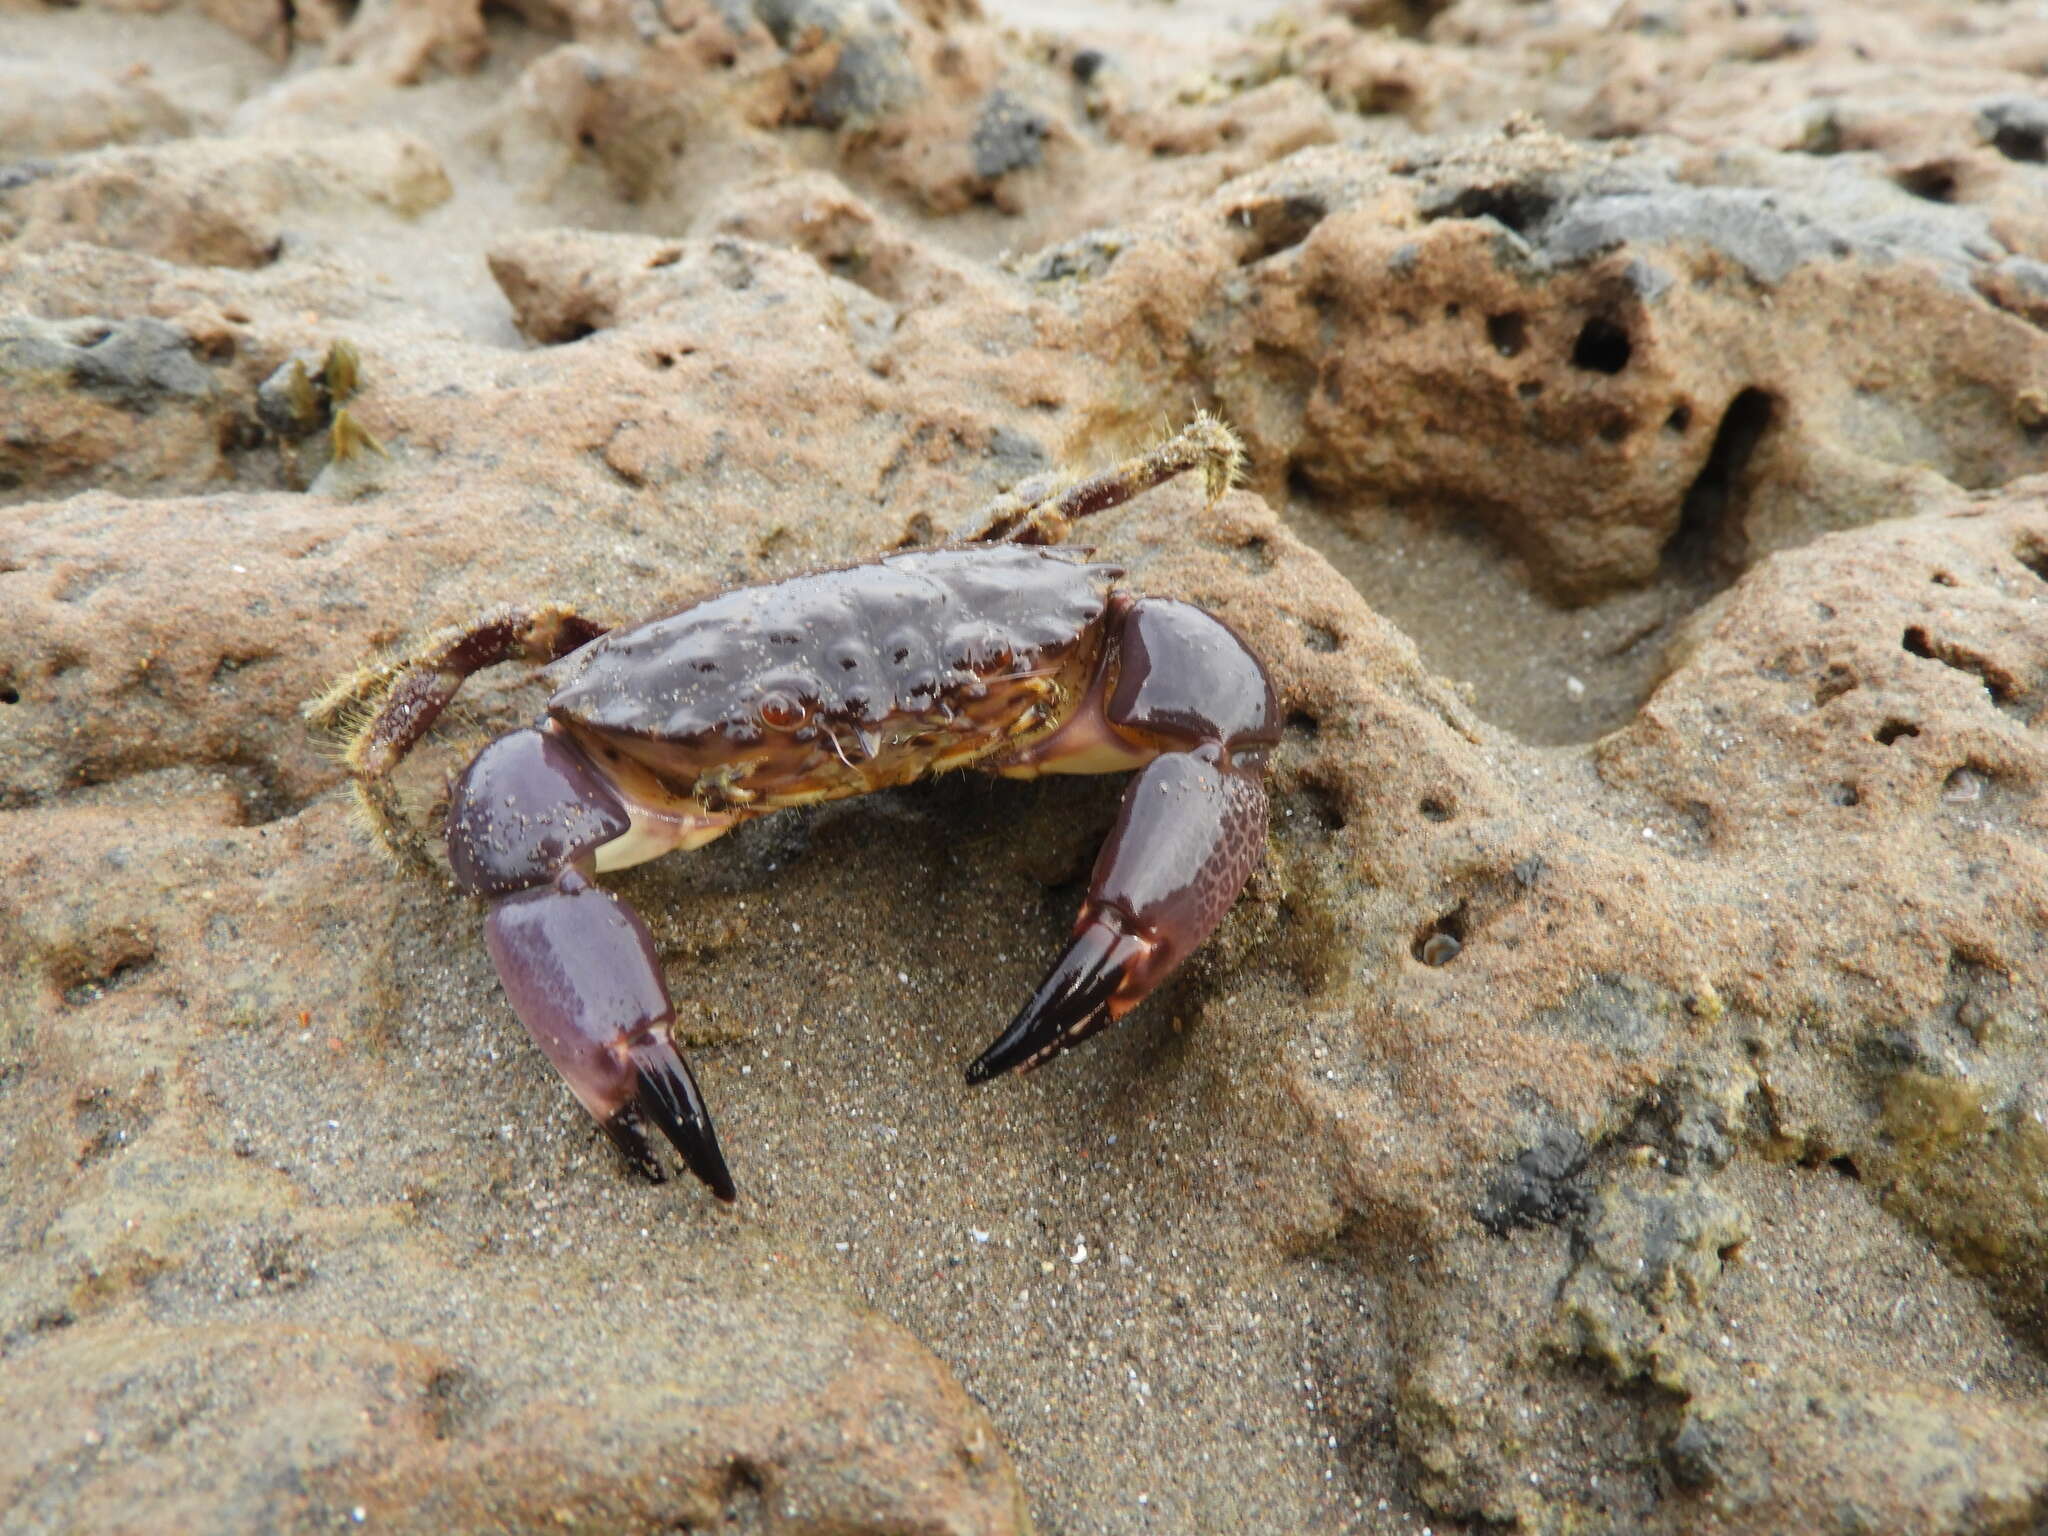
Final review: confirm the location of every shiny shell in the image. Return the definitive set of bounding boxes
[546,546,1121,798]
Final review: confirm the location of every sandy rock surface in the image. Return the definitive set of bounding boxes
[4,0,2048,1532]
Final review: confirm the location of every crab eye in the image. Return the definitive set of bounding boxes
[759,691,807,729]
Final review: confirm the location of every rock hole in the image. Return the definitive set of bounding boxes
[1284,710,1320,739]
[1413,901,1468,964]
[1425,184,1555,234]
[1930,570,1957,586]
[1813,664,1857,706]
[1900,626,2023,705]
[0,686,17,705]
[1941,764,1989,803]
[1300,621,1339,653]
[1516,379,1543,399]
[1570,316,1632,374]
[2014,537,2048,583]
[1895,160,1959,202]
[1598,416,1632,445]
[1071,47,1107,83]
[723,1457,770,1504]
[1285,459,1323,506]
[1665,403,1692,434]
[209,651,270,688]
[1827,782,1860,807]
[217,416,265,456]
[74,1081,157,1167]
[1986,112,2046,164]
[1443,302,1462,320]
[1293,780,1347,833]
[1662,388,1775,583]
[1420,795,1452,822]
[892,512,936,550]
[250,1233,313,1291]
[59,939,158,1007]
[423,1366,485,1440]
[1828,1154,1861,1180]
[1230,194,1327,265]
[1232,534,1275,572]
[1874,719,1920,746]
[1486,311,1527,357]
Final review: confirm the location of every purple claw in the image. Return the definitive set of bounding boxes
[629,1032,736,1202]
[966,918,1149,1083]
[969,749,1269,1084]
[485,873,735,1200]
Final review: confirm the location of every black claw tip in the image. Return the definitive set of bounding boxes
[968,920,1146,1086]
[962,1055,1003,1088]
[633,1042,738,1203]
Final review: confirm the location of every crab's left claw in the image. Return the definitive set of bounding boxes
[972,596,1278,1084]
[966,917,1148,1083]
[968,746,1270,1084]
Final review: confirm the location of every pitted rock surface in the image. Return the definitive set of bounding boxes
[4,1,2048,1533]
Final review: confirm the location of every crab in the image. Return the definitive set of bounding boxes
[313,417,1278,1201]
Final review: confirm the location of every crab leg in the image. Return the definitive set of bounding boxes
[446,726,736,1199]
[307,603,610,871]
[971,596,1279,1082]
[966,413,1243,545]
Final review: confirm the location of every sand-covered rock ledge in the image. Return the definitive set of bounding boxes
[4,1,2048,1531]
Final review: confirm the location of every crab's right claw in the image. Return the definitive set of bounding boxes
[484,875,736,1202]
[967,750,1270,1084]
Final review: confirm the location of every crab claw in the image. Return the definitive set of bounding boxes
[966,918,1150,1083]
[628,1033,735,1202]
[484,873,736,1201]
[968,748,1269,1084]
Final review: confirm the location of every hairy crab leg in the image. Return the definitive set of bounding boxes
[966,413,1244,546]
[446,726,737,1199]
[972,594,1279,1082]
[306,603,610,871]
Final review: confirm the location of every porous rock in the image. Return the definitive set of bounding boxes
[5,1,2048,1533]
